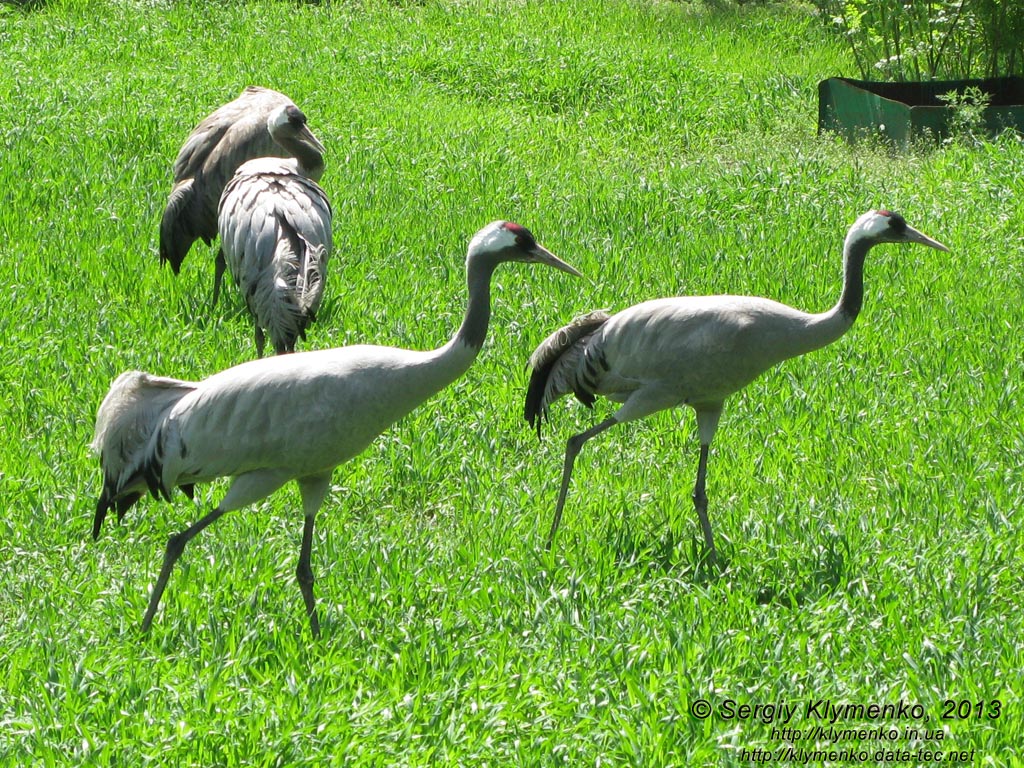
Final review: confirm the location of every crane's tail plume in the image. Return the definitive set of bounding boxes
[294,241,327,320]
[91,371,197,538]
[524,310,612,438]
[262,218,328,354]
[159,178,212,273]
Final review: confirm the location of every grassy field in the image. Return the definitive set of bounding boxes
[1,0,1022,765]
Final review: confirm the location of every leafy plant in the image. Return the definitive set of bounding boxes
[814,0,1024,80]
[938,84,993,144]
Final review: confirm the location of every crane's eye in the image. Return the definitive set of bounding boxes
[504,222,535,249]
[887,212,907,234]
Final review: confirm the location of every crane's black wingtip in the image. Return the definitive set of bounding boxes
[93,497,110,540]
[525,408,546,441]
[523,370,548,440]
[94,489,144,539]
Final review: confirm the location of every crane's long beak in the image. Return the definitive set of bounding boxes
[905,225,950,252]
[298,124,326,157]
[531,243,583,277]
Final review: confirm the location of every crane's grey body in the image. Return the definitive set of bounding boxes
[92,221,580,636]
[570,296,846,419]
[526,210,949,559]
[145,343,474,492]
[160,86,324,304]
[218,153,332,355]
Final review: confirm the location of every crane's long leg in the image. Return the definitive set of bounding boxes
[692,406,723,566]
[546,417,618,551]
[296,475,331,639]
[254,327,267,358]
[211,249,226,308]
[692,443,717,564]
[141,505,228,632]
[141,470,292,633]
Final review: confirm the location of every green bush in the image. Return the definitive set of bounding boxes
[814,0,1024,80]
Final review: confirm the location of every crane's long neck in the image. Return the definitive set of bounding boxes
[458,253,498,351]
[279,135,325,181]
[412,253,498,394]
[835,233,870,323]
[792,232,872,358]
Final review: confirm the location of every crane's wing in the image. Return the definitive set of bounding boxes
[161,87,295,269]
[91,371,198,537]
[524,310,612,437]
[219,163,333,353]
[171,87,293,183]
[153,345,431,489]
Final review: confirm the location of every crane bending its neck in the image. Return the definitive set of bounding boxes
[422,251,500,393]
[798,210,948,359]
[400,221,579,405]
[835,229,872,324]
[267,105,326,181]
[285,135,325,181]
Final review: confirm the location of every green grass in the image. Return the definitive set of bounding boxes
[1,0,1022,765]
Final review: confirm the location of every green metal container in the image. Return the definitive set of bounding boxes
[818,76,1024,145]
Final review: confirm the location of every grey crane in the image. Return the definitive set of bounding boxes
[217,106,331,356]
[524,210,948,560]
[92,221,580,637]
[159,86,325,305]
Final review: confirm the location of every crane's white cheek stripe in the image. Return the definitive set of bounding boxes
[469,222,517,254]
[854,210,893,240]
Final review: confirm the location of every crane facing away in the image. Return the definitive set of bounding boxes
[217,105,331,356]
[525,210,948,561]
[159,86,325,305]
[92,221,580,637]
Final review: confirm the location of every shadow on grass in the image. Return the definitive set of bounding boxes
[602,508,851,605]
[754,530,851,608]
[605,516,730,587]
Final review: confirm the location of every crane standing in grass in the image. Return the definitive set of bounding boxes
[525,210,948,560]
[217,105,331,356]
[159,86,325,305]
[92,221,580,637]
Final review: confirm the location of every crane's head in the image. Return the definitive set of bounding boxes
[468,221,582,276]
[267,104,326,157]
[852,210,949,252]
